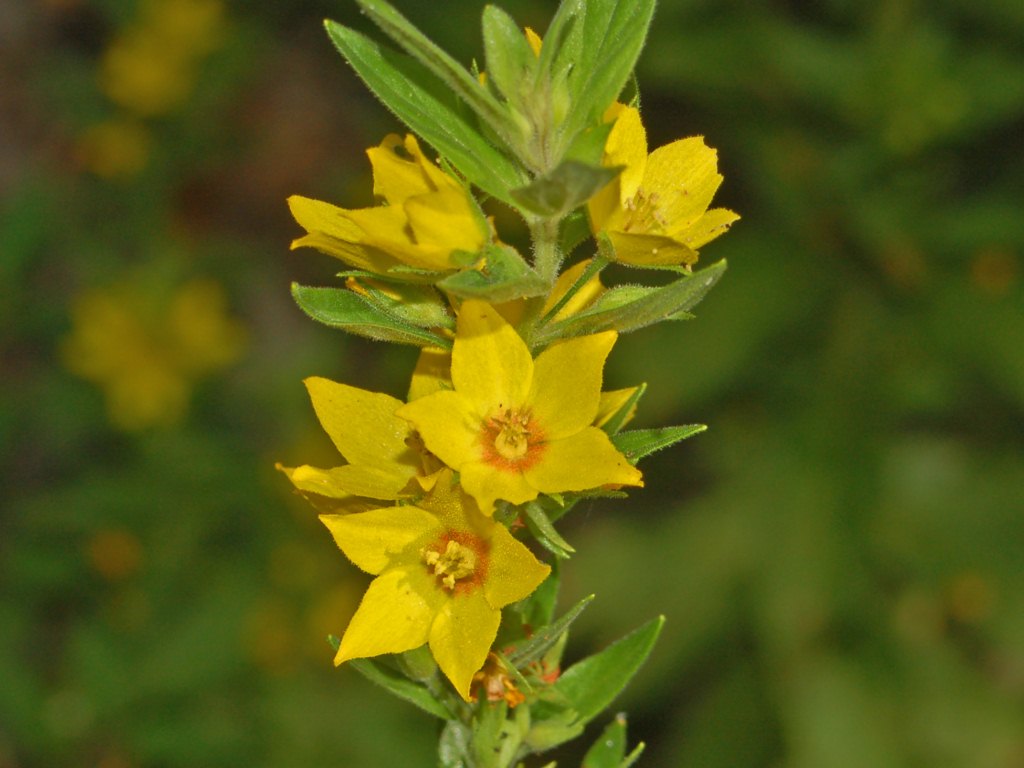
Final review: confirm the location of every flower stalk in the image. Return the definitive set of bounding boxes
[278,0,739,765]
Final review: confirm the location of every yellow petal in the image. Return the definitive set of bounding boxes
[404,187,485,255]
[429,591,500,700]
[644,137,722,231]
[324,464,418,500]
[335,566,442,663]
[524,27,542,57]
[320,505,441,575]
[304,377,413,469]
[460,460,538,516]
[366,134,432,204]
[484,523,550,609]
[397,390,479,471]
[594,387,641,429]
[530,332,615,440]
[525,427,642,493]
[288,195,402,272]
[542,259,604,320]
[676,207,740,250]
[407,347,452,402]
[605,104,648,204]
[452,300,533,413]
[607,230,698,267]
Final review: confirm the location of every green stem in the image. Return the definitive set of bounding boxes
[530,217,563,286]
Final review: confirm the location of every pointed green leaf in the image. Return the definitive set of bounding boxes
[511,161,623,218]
[348,658,455,720]
[438,244,548,302]
[508,594,594,668]
[554,615,664,726]
[525,708,585,752]
[324,20,527,204]
[523,501,575,559]
[348,278,454,330]
[482,4,537,110]
[291,283,452,348]
[353,0,520,146]
[611,425,707,464]
[555,0,657,155]
[582,714,627,767]
[535,258,727,344]
[559,209,592,256]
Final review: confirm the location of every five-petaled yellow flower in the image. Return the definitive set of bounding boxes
[324,471,550,700]
[288,134,489,274]
[588,103,739,267]
[398,300,642,515]
[278,377,437,503]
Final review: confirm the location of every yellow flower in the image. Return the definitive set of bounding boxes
[587,103,739,267]
[397,300,642,515]
[323,471,550,699]
[62,278,245,430]
[288,134,489,274]
[278,377,438,503]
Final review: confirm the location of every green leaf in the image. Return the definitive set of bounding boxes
[611,425,708,464]
[438,244,548,303]
[559,209,592,256]
[555,0,657,156]
[346,277,454,330]
[510,161,623,218]
[348,658,455,720]
[534,258,727,344]
[553,615,664,726]
[323,20,527,204]
[508,594,594,668]
[582,714,626,767]
[482,4,537,111]
[291,283,452,348]
[524,501,576,558]
[353,0,520,147]
[599,382,646,436]
[582,714,646,768]
[525,708,585,753]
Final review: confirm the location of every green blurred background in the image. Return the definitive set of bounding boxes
[2,0,1023,765]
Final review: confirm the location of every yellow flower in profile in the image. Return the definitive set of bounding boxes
[588,103,739,267]
[62,278,245,430]
[324,471,550,700]
[278,377,439,503]
[288,134,489,274]
[397,301,642,515]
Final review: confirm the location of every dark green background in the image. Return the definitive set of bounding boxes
[2,0,1023,765]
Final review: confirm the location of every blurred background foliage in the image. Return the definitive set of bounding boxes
[1,0,1022,766]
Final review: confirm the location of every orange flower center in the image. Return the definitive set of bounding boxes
[480,407,545,471]
[622,187,668,234]
[422,532,487,593]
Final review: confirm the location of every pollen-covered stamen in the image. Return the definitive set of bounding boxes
[480,407,546,471]
[423,539,477,591]
[622,187,669,233]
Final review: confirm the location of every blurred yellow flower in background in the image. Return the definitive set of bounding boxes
[99,0,225,117]
[76,119,152,179]
[588,103,739,267]
[62,278,246,431]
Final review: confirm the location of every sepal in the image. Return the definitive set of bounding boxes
[438,244,548,303]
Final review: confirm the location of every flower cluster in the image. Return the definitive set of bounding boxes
[279,2,736,757]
